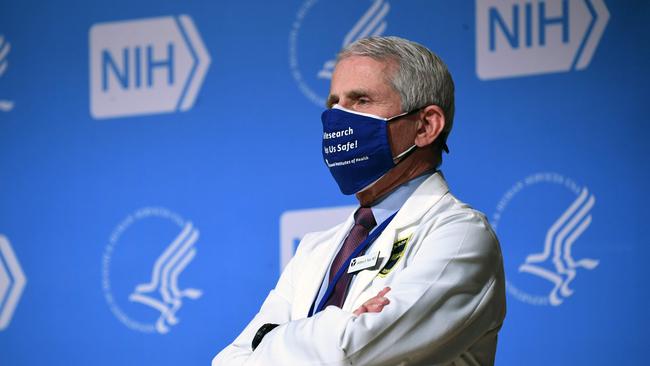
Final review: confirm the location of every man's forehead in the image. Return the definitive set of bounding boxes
[332,56,396,80]
[327,57,397,102]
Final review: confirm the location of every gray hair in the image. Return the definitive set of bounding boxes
[337,36,455,138]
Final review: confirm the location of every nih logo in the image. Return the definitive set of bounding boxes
[476,0,609,79]
[89,15,211,119]
[0,235,26,331]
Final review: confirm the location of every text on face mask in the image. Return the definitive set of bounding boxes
[323,127,357,154]
[324,140,358,154]
[325,155,369,168]
[323,127,354,140]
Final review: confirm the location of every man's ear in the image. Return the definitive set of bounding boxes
[414,105,445,147]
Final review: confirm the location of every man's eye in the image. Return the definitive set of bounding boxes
[357,98,370,105]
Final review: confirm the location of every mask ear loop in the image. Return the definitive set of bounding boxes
[388,107,451,157]
[387,107,423,164]
[385,107,421,122]
[392,144,418,163]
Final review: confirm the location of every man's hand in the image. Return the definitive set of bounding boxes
[353,287,391,316]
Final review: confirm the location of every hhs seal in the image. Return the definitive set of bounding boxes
[102,207,203,333]
[289,0,391,107]
[492,173,599,306]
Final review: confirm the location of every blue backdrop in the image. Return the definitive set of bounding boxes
[0,0,648,364]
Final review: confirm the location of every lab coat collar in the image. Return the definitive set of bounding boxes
[389,171,449,230]
[369,173,432,229]
[342,172,450,311]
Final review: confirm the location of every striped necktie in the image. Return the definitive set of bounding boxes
[324,207,376,309]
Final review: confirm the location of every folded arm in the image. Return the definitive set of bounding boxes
[214,212,505,366]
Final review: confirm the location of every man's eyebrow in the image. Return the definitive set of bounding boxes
[326,94,338,108]
[346,89,371,100]
[326,89,373,108]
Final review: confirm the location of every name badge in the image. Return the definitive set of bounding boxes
[348,252,379,274]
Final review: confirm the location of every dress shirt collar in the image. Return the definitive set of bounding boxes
[369,172,434,227]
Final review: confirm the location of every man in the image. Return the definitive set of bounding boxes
[213,36,506,366]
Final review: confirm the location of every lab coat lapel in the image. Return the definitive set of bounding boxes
[292,213,356,319]
[342,222,397,311]
[342,173,450,310]
[393,172,449,228]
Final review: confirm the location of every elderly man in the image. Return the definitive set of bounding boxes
[213,36,506,366]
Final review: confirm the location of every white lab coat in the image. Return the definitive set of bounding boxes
[213,173,506,366]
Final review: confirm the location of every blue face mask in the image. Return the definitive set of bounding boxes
[321,104,421,195]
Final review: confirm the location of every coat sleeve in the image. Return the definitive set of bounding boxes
[238,210,506,366]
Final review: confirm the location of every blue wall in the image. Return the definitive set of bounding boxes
[0,0,648,364]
